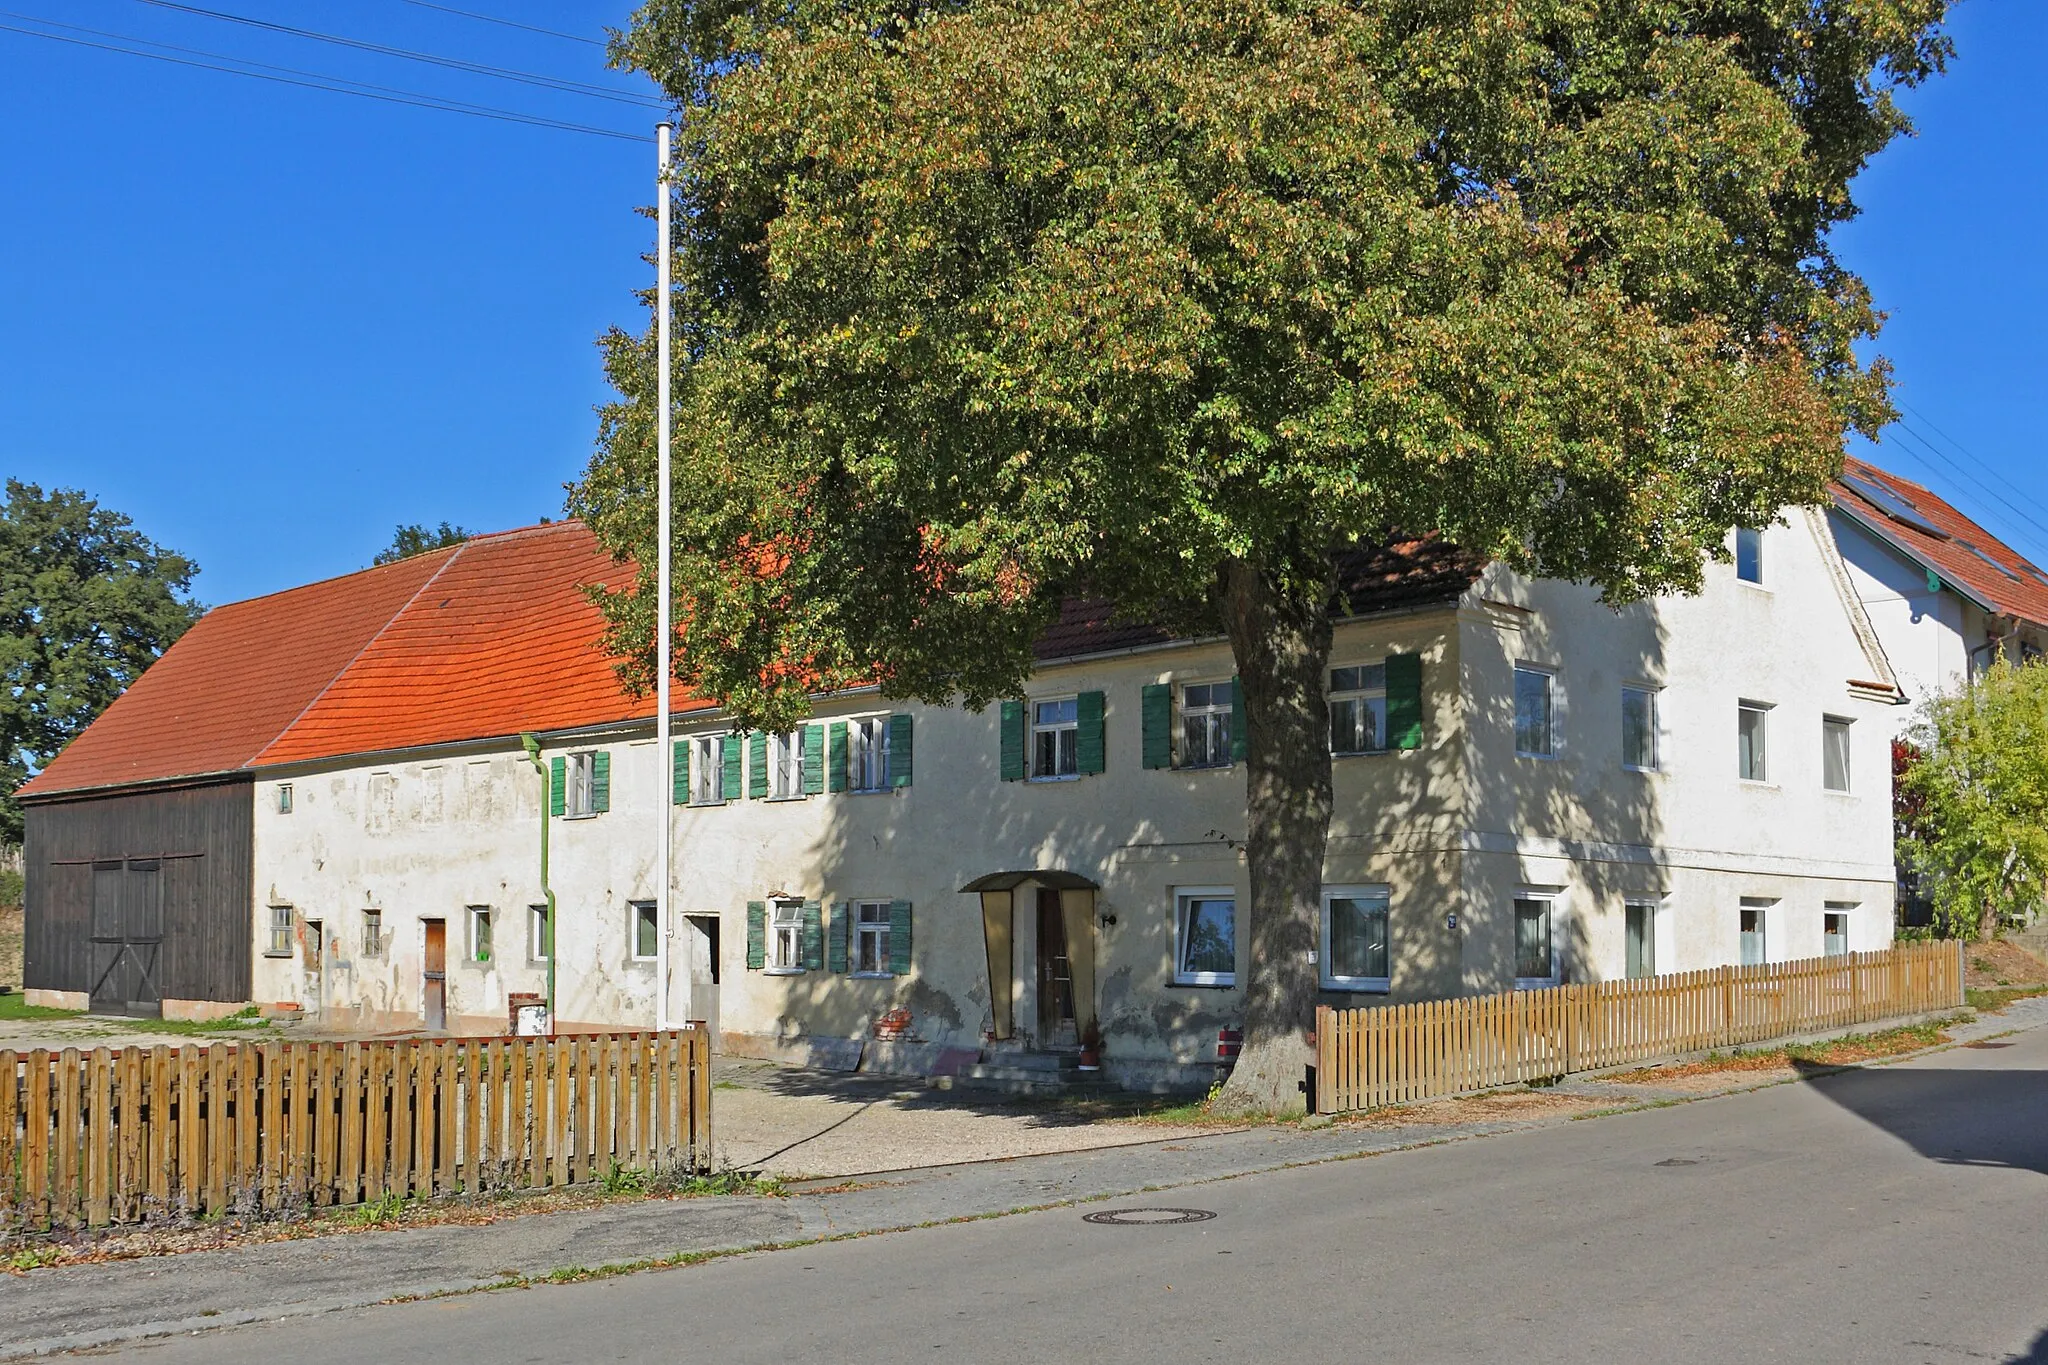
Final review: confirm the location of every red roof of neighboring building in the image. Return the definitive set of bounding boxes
[1833,455,2048,628]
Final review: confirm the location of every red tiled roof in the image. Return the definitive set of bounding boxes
[1834,455,2048,628]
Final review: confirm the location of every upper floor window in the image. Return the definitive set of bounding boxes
[1322,886,1390,991]
[1514,666,1555,758]
[1180,682,1234,769]
[1032,697,1079,779]
[689,734,727,804]
[1735,527,1764,584]
[1822,716,1852,793]
[1621,686,1659,771]
[1738,702,1771,783]
[1330,664,1387,755]
[563,751,602,817]
[849,717,889,792]
[276,783,294,815]
[768,732,804,799]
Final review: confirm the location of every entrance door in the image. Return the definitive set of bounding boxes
[683,914,721,1039]
[89,861,163,1017]
[422,919,447,1031]
[1036,888,1076,1045]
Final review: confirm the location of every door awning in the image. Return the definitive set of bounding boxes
[959,870,1100,893]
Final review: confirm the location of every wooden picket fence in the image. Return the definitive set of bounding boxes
[0,1027,712,1230]
[1315,940,1964,1115]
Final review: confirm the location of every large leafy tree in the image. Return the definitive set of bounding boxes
[0,481,202,843]
[373,521,473,565]
[577,0,1951,1110]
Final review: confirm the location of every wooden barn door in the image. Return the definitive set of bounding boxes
[88,860,163,1016]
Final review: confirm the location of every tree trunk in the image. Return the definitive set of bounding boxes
[1211,556,1334,1116]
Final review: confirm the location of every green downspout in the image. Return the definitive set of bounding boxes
[520,733,556,1033]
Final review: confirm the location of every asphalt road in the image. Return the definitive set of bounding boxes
[109,1027,2048,1365]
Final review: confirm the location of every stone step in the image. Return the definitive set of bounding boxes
[935,1063,1119,1097]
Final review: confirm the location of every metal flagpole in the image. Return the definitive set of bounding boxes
[655,121,675,1031]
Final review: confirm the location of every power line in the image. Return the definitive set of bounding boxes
[1879,424,2048,563]
[397,0,609,48]
[1898,400,2048,515]
[126,0,665,108]
[1888,419,2048,550]
[0,20,649,140]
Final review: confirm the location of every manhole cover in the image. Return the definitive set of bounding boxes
[1082,1207,1218,1226]
[1964,1041,2014,1049]
[1655,1158,1702,1167]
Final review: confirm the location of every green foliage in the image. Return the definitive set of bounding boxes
[580,0,1948,731]
[1899,660,2048,940]
[0,863,20,909]
[0,481,202,842]
[0,992,81,1022]
[347,1191,410,1226]
[373,521,472,566]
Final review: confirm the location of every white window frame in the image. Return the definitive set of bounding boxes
[1329,663,1388,756]
[564,751,597,818]
[1514,665,1557,759]
[362,908,384,958]
[768,732,804,800]
[529,903,551,963]
[1735,526,1765,585]
[1179,680,1234,770]
[852,899,894,976]
[1621,685,1659,772]
[1030,695,1080,781]
[1823,902,1854,957]
[1320,885,1391,992]
[1738,701,1772,784]
[1173,887,1237,987]
[467,905,494,965]
[689,734,727,805]
[1513,888,1563,989]
[277,783,294,815]
[265,904,294,958]
[630,900,659,962]
[766,896,805,974]
[1739,897,1773,966]
[849,718,889,793]
[1822,715,1853,793]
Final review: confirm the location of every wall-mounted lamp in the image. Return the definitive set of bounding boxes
[1098,911,1118,928]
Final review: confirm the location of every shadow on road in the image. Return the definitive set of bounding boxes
[1788,1054,2048,1176]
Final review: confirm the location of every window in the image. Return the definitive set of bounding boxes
[1738,702,1771,782]
[1621,687,1658,771]
[1514,667,1555,757]
[1739,899,1771,966]
[1330,665,1387,755]
[1514,894,1558,986]
[1321,887,1390,991]
[362,909,384,957]
[1822,716,1852,792]
[632,901,659,961]
[689,734,726,804]
[768,897,804,972]
[1180,682,1233,768]
[768,732,804,799]
[277,783,294,815]
[529,903,551,962]
[1032,697,1080,779]
[1624,900,1656,980]
[565,752,597,817]
[1824,904,1853,957]
[1735,527,1763,584]
[1174,888,1237,986]
[854,900,894,975]
[850,718,889,793]
[266,904,293,957]
[468,905,494,964]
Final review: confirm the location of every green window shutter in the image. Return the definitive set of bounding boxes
[1230,677,1247,763]
[888,899,913,975]
[748,732,769,798]
[888,712,914,788]
[1076,690,1106,775]
[801,899,824,970]
[590,751,610,813]
[549,757,565,817]
[1141,683,1173,769]
[745,901,766,970]
[827,722,850,793]
[673,740,690,805]
[828,900,850,973]
[1386,652,1424,750]
[999,699,1026,781]
[721,734,742,801]
[802,724,826,795]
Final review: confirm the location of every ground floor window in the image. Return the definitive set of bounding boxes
[1823,903,1853,957]
[1739,898,1772,966]
[632,901,659,961]
[1514,892,1559,986]
[1624,900,1657,979]
[266,904,293,957]
[529,904,550,962]
[1174,888,1236,986]
[769,897,804,972]
[854,900,893,976]
[1321,886,1390,990]
[362,909,384,957]
[468,905,494,964]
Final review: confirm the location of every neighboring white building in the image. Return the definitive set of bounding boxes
[28,511,1907,1088]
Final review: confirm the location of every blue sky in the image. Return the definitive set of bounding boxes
[3,2,2044,606]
